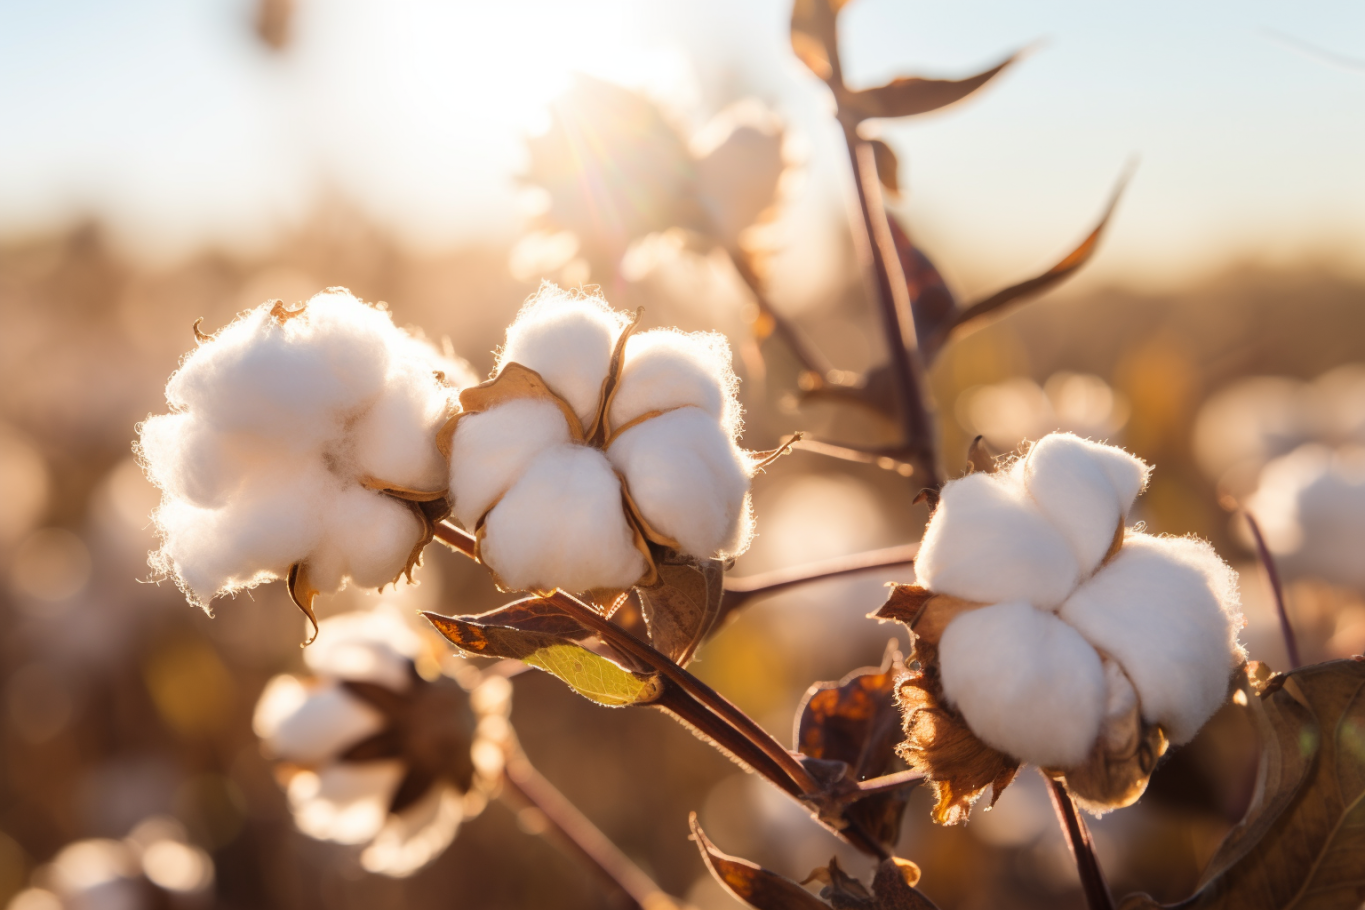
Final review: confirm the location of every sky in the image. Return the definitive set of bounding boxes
[1,0,1363,293]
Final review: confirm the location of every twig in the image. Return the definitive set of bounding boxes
[1242,510,1300,669]
[729,247,836,384]
[503,750,672,910]
[654,681,799,796]
[839,125,941,489]
[837,768,924,803]
[432,520,821,797]
[720,543,918,616]
[1044,772,1115,910]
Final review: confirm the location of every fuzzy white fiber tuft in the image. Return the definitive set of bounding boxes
[496,285,628,427]
[478,445,647,593]
[1020,433,1149,573]
[137,289,465,608]
[919,433,1245,776]
[939,601,1106,768]
[453,285,751,592]
[914,471,1079,609]
[1059,533,1244,744]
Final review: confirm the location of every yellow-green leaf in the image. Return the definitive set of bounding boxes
[524,643,662,708]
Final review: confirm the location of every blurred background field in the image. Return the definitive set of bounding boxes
[2,1,1364,909]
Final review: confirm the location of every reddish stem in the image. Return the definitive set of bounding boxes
[1045,773,1114,910]
[1242,510,1300,669]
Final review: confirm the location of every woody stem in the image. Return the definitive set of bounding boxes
[432,520,821,798]
[1242,510,1300,669]
[502,748,670,910]
[719,543,919,616]
[1044,772,1115,910]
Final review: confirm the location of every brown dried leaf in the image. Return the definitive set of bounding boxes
[870,859,939,910]
[790,0,849,84]
[839,52,1020,121]
[895,641,1019,825]
[873,585,985,647]
[932,171,1128,352]
[869,139,900,196]
[796,644,912,847]
[287,562,320,646]
[637,555,725,667]
[456,597,597,640]
[690,814,830,910]
[886,217,958,360]
[814,857,875,909]
[1120,658,1365,910]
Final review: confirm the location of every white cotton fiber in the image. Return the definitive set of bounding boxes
[303,611,420,691]
[479,444,647,592]
[607,408,752,558]
[261,681,387,766]
[1058,533,1243,744]
[448,399,574,530]
[496,286,627,427]
[139,288,459,609]
[939,601,1106,768]
[1099,658,1139,751]
[915,471,1080,609]
[1021,433,1150,575]
[608,329,740,435]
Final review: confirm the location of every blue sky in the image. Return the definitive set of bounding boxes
[2,0,1363,292]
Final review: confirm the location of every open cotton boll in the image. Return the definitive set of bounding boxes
[691,100,785,248]
[1059,533,1243,744]
[448,399,574,530]
[496,287,628,427]
[289,762,407,845]
[1021,434,1150,574]
[608,329,740,435]
[308,488,424,592]
[608,407,751,558]
[303,610,420,691]
[479,444,647,592]
[261,681,387,766]
[915,471,1080,609]
[361,785,464,877]
[939,601,1106,768]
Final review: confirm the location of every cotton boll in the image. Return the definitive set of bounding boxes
[939,601,1106,768]
[1247,444,1365,588]
[350,379,452,492]
[496,287,627,427]
[361,784,464,877]
[448,399,574,529]
[289,762,406,844]
[304,611,420,690]
[608,329,741,435]
[607,407,751,558]
[1058,533,1243,744]
[915,471,1080,609]
[479,444,646,592]
[318,488,423,591]
[1021,434,1149,575]
[261,681,387,766]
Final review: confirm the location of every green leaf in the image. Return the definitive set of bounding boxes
[424,611,661,708]
[1119,658,1365,910]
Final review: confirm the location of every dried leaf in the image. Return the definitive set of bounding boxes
[964,436,995,475]
[590,306,644,444]
[690,815,830,910]
[790,0,849,83]
[287,562,320,646]
[870,139,900,196]
[1120,658,1365,910]
[873,584,984,647]
[438,361,585,461]
[930,171,1128,353]
[424,612,662,708]
[456,597,597,640]
[838,52,1020,121]
[637,555,726,666]
[814,857,875,909]
[796,644,912,847]
[886,217,958,357]
[870,859,939,910]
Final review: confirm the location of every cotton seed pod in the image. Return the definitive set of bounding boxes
[136,290,474,639]
[253,611,508,877]
[444,284,757,598]
[878,433,1244,820]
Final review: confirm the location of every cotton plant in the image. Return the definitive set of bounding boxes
[877,433,1245,821]
[136,289,474,638]
[444,284,759,598]
[252,611,510,877]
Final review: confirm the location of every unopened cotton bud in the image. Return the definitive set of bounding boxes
[479,444,647,592]
[938,601,1106,769]
[1020,433,1149,573]
[914,471,1079,610]
[1058,533,1243,744]
[496,289,628,427]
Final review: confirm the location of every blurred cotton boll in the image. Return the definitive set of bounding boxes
[136,289,472,613]
[253,612,507,877]
[1245,444,1365,589]
[956,372,1129,453]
